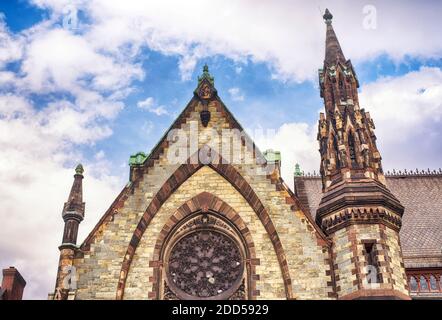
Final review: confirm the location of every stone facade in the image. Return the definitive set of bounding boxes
[50,9,415,300]
[68,94,333,300]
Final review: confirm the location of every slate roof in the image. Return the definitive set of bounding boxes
[294,173,442,269]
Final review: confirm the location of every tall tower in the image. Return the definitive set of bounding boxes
[53,164,85,300]
[316,9,409,299]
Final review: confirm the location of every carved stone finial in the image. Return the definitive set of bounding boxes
[75,163,84,175]
[323,8,333,24]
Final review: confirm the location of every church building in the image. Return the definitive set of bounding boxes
[49,9,442,300]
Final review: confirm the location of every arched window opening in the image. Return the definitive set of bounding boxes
[409,276,418,292]
[420,276,429,292]
[329,78,336,106]
[333,135,340,169]
[348,131,357,165]
[430,275,439,291]
[363,242,381,284]
[339,74,346,100]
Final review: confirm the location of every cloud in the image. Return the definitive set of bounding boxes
[253,122,319,183]
[31,0,442,82]
[0,7,141,299]
[21,27,143,93]
[228,87,245,101]
[0,95,123,299]
[137,97,169,116]
[359,66,442,170]
[0,16,23,67]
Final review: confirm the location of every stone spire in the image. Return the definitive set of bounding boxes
[52,164,85,300]
[323,9,346,65]
[61,164,85,246]
[315,10,408,300]
[317,8,382,190]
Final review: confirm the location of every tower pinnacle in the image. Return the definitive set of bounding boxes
[315,10,407,300]
[61,165,85,246]
[323,9,346,65]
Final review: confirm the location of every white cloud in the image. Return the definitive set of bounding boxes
[359,66,442,170]
[228,87,245,101]
[137,97,168,116]
[253,122,319,183]
[27,0,442,82]
[21,27,143,93]
[0,16,23,67]
[0,94,123,299]
[0,7,141,299]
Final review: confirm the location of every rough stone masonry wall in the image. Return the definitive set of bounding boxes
[384,226,409,295]
[332,227,358,296]
[332,223,408,298]
[124,166,285,299]
[73,100,332,299]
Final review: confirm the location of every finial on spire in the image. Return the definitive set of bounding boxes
[323,8,333,24]
[198,63,215,86]
[323,9,346,64]
[75,163,84,175]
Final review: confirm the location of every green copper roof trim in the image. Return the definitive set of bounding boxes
[294,163,302,176]
[75,163,84,175]
[129,152,148,166]
[197,63,215,86]
[263,149,281,162]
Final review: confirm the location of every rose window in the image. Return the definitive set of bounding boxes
[167,230,243,298]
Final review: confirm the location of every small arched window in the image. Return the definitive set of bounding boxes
[348,131,357,165]
[420,276,429,292]
[330,80,336,106]
[430,275,439,291]
[333,135,340,169]
[409,276,418,292]
[339,74,346,100]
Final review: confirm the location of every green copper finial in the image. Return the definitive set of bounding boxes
[129,152,148,166]
[198,63,214,86]
[75,163,84,175]
[263,149,281,163]
[294,163,302,176]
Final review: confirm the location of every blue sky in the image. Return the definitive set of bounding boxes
[0,0,441,299]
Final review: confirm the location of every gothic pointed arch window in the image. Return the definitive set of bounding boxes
[332,134,340,169]
[329,77,336,106]
[409,276,418,292]
[419,275,429,292]
[339,73,346,100]
[348,131,357,165]
[429,275,439,291]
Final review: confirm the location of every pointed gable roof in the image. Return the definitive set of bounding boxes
[81,65,329,249]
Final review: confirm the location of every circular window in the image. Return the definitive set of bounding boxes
[166,229,244,299]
